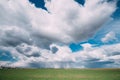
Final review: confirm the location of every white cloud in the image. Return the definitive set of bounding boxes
[81,43,92,51]
[0,43,120,68]
[0,0,117,48]
[101,31,118,43]
[0,0,119,68]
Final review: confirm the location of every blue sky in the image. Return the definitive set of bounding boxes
[0,0,120,68]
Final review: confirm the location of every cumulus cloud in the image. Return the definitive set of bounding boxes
[0,43,120,68]
[0,0,117,47]
[0,0,119,68]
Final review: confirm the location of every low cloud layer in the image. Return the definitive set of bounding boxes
[0,0,119,68]
[0,43,120,68]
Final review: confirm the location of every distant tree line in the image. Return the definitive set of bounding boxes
[0,66,19,69]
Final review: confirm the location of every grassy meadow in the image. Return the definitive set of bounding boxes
[0,68,120,80]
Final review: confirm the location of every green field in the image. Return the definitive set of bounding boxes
[0,68,120,80]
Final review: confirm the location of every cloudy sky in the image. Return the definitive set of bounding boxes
[0,0,120,68]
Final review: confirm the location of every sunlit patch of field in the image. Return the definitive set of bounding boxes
[0,68,120,80]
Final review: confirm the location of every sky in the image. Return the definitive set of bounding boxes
[0,0,120,68]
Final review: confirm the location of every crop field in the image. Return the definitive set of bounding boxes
[0,68,120,80]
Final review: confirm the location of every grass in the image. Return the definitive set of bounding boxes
[0,68,120,80]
